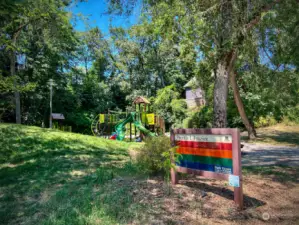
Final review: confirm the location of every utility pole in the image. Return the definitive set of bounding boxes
[49,79,53,128]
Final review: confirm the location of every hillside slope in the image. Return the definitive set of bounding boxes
[0,123,138,225]
[0,123,135,165]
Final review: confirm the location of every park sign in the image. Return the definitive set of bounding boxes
[170,128,243,209]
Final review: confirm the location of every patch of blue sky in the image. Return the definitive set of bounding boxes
[67,0,141,36]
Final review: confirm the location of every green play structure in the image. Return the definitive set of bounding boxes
[91,96,165,141]
[114,112,155,141]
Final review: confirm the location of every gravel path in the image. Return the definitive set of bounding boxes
[241,143,299,167]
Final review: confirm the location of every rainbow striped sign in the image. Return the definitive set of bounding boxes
[170,128,243,209]
[175,134,233,174]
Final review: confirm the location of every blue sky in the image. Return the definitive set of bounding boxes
[69,0,140,36]
[68,1,277,70]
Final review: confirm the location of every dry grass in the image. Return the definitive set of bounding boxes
[243,124,299,146]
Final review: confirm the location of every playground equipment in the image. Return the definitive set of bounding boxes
[91,96,165,141]
[114,112,155,140]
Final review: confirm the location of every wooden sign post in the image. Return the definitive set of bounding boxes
[171,128,243,209]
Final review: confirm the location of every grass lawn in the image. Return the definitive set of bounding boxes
[1,123,299,224]
[243,124,299,146]
[0,123,142,225]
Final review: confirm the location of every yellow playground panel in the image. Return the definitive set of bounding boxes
[146,113,155,125]
[92,112,165,138]
[92,96,165,139]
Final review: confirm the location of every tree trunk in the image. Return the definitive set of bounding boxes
[10,49,21,124]
[159,71,165,87]
[213,60,229,128]
[213,0,233,128]
[213,49,237,128]
[230,70,257,139]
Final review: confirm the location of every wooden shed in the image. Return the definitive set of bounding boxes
[184,77,205,109]
[51,113,65,120]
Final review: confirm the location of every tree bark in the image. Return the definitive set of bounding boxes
[230,70,257,139]
[10,45,21,124]
[213,60,229,128]
[9,25,25,124]
[213,50,237,128]
[212,0,280,129]
[213,0,233,128]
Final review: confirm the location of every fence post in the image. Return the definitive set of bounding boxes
[170,129,178,185]
[232,129,243,209]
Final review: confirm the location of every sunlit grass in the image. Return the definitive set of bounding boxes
[1,123,298,224]
[245,124,299,146]
[0,123,143,225]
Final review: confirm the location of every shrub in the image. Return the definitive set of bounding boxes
[282,105,299,125]
[136,136,178,175]
[254,115,278,128]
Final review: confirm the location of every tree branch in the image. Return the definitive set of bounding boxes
[244,0,281,32]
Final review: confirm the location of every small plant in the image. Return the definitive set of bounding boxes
[161,145,180,195]
[136,136,181,194]
[136,136,180,174]
[136,136,170,174]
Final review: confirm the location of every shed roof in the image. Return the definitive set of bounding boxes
[184,77,200,88]
[133,96,150,104]
[51,113,65,120]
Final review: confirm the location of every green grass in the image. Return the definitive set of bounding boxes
[1,123,298,225]
[0,123,143,225]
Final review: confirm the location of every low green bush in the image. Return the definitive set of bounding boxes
[135,136,179,175]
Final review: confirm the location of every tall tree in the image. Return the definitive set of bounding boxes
[106,0,298,133]
[0,0,75,124]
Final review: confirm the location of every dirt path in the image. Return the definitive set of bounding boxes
[241,143,299,167]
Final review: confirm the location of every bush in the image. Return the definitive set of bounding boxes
[282,105,299,125]
[254,115,278,128]
[136,136,176,175]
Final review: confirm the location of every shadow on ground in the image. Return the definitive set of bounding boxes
[182,179,265,208]
[1,124,298,224]
[0,125,132,225]
[243,165,299,184]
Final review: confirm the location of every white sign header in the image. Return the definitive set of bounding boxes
[174,134,232,143]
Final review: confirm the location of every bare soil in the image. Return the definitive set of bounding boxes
[119,172,299,225]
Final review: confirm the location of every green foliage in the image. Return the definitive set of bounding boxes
[282,105,299,125]
[170,99,187,128]
[254,115,278,128]
[0,75,36,94]
[136,136,179,175]
[183,106,213,128]
[1,0,299,135]
[153,85,187,127]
